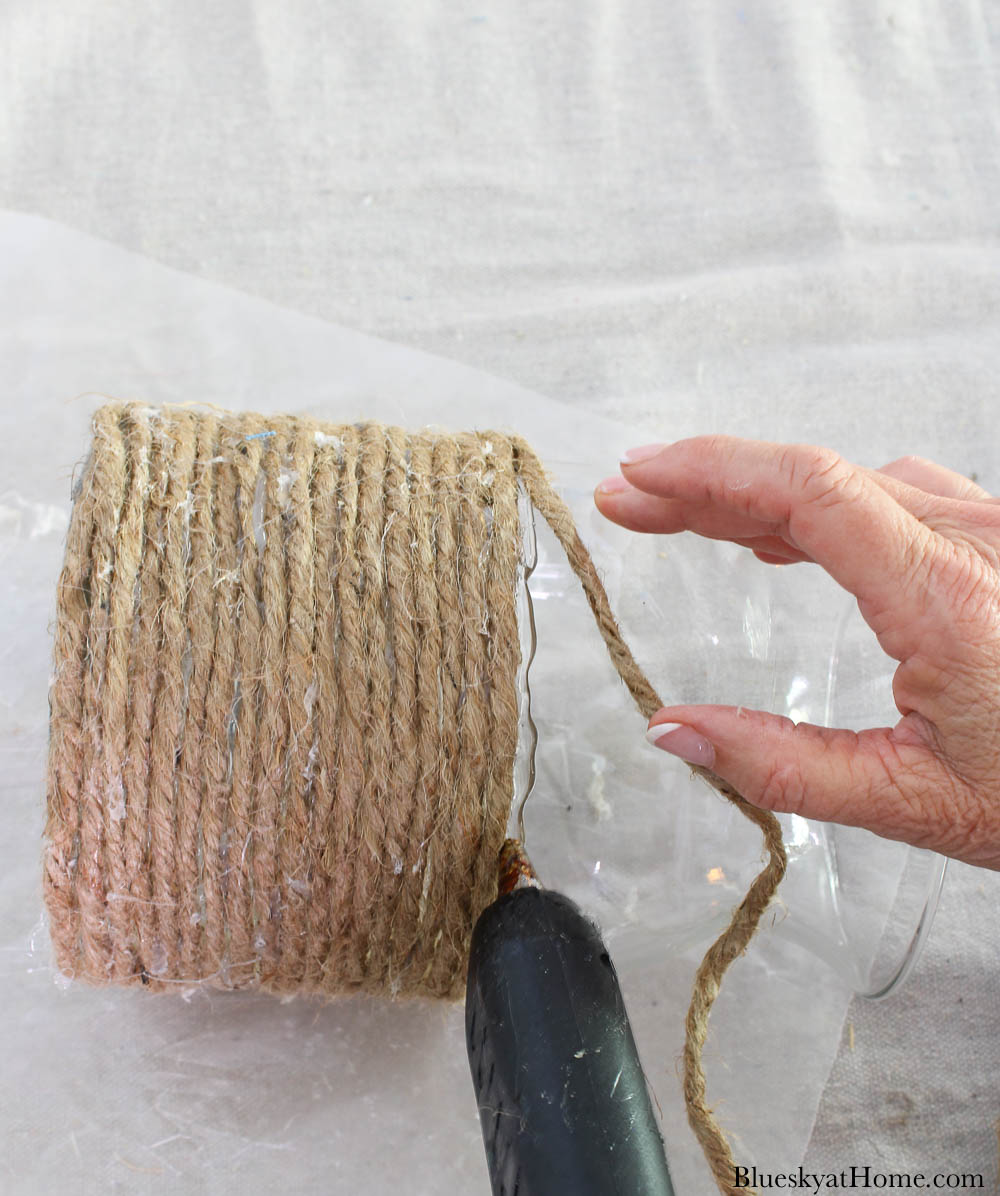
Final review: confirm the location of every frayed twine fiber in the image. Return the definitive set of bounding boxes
[45,401,785,1194]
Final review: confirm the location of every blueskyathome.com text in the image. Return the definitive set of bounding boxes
[734,1166,984,1190]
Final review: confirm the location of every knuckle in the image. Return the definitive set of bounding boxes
[943,546,989,605]
[958,514,1000,571]
[782,446,854,511]
[686,433,736,464]
[700,433,739,455]
[780,446,860,557]
[930,543,1000,629]
[897,522,934,586]
[757,753,808,815]
[875,729,996,860]
[699,434,743,479]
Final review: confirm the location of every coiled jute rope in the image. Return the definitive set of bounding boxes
[45,401,786,1192]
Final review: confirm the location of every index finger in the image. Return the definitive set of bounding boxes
[621,435,935,651]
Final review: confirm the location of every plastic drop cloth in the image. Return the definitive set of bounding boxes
[1,210,921,1193]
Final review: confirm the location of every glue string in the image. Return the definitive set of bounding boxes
[45,402,785,1194]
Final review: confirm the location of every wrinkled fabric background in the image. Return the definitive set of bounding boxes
[2,0,999,1187]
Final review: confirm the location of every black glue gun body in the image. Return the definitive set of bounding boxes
[465,886,675,1196]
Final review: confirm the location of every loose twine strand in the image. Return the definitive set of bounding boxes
[514,434,787,1194]
[46,402,785,1194]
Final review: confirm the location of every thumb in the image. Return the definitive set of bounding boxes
[645,704,951,849]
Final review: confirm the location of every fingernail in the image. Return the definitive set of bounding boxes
[645,722,716,768]
[595,475,631,495]
[620,443,668,466]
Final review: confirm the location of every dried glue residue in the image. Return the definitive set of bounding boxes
[148,939,168,976]
[278,466,298,510]
[176,489,195,524]
[416,845,434,923]
[106,776,126,823]
[251,471,266,551]
[587,756,612,822]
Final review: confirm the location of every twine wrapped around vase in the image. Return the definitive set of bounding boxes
[45,401,786,1193]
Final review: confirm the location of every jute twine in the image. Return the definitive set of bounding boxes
[45,401,786,1193]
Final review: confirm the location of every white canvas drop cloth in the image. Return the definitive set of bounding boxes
[1,1,998,1189]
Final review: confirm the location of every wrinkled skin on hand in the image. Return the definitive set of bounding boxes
[595,436,1000,870]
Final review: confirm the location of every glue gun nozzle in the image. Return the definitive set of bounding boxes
[498,838,542,896]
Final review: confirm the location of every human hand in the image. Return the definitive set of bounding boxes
[594,436,1000,870]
